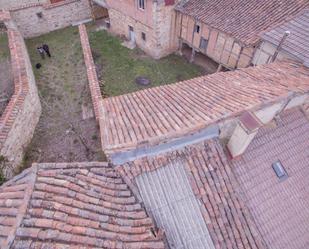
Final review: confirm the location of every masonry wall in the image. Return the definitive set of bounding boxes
[106,0,178,58]
[0,0,48,10]
[0,19,41,178]
[177,13,255,69]
[10,0,91,38]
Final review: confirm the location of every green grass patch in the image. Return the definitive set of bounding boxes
[0,32,10,60]
[89,29,204,96]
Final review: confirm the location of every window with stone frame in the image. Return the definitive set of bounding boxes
[138,0,145,10]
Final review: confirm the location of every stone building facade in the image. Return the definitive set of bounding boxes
[94,0,179,59]
[9,0,92,38]
[0,0,48,10]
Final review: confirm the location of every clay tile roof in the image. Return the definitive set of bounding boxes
[175,0,309,45]
[116,139,267,249]
[100,60,309,153]
[262,9,309,64]
[0,162,165,249]
[231,108,309,249]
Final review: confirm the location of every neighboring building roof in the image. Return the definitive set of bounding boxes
[0,162,165,249]
[116,139,267,249]
[100,61,309,153]
[175,0,309,45]
[262,9,309,64]
[231,108,309,249]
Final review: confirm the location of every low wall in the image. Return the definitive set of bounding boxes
[0,16,41,178]
[0,0,48,10]
[79,24,103,120]
[9,0,92,38]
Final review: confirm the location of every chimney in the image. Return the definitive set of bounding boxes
[227,111,262,158]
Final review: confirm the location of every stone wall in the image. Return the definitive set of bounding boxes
[10,0,92,38]
[0,16,41,178]
[106,0,178,59]
[0,0,48,10]
[79,24,103,120]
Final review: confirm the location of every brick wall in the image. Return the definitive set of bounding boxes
[0,18,41,178]
[78,24,103,120]
[10,0,92,38]
[0,0,48,10]
[78,24,106,153]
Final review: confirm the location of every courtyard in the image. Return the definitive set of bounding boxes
[22,26,105,170]
[88,25,205,96]
[0,32,13,116]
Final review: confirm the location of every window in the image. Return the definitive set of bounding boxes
[194,24,200,33]
[272,161,288,181]
[138,0,145,10]
[142,32,146,41]
[199,38,208,51]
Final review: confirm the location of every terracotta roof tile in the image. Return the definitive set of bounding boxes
[100,61,309,153]
[0,162,165,249]
[116,139,267,249]
[176,0,309,45]
[231,108,309,249]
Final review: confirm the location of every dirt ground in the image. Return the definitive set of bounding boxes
[0,32,13,116]
[181,44,219,74]
[22,26,105,171]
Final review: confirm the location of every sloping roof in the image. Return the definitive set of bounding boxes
[175,0,309,45]
[100,61,309,153]
[262,9,309,63]
[135,161,215,249]
[231,108,309,249]
[0,162,165,249]
[116,139,267,249]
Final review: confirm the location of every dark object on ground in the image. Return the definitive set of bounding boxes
[36,63,42,69]
[43,44,51,58]
[37,46,45,59]
[135,76,151,86]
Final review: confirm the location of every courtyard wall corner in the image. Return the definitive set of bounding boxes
[9,0,92,38]
[0,16,41,178]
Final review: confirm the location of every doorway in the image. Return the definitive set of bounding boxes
[128,26,135,43]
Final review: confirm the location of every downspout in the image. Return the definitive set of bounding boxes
[271,31,290,62]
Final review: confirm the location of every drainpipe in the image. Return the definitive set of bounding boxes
[271,31,290,62]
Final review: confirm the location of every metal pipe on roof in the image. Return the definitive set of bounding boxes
[271,31,290,62]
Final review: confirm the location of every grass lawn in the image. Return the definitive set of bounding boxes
[89,28,204,96]
[0,32,9,60]
[23,26,105,169]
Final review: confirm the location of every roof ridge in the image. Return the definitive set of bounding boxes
[2,164,38,249]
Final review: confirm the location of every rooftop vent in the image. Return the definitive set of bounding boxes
[272,161,288,181]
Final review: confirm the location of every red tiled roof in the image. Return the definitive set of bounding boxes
[262,9,309,63]
[0,162,165,249]
[231,108,309,249]
[116,139,267,249]
[176,0,309,45]
[100,61,309,153]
